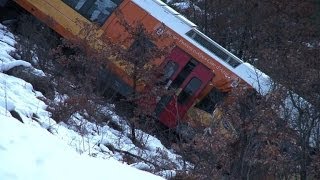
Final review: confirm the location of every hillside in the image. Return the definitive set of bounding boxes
[0,23,188,179]
[1,0,320,179]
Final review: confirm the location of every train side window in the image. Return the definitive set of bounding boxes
[177,77,202,104]
[170,59,198,90]
[186,29,242,68]
[163,61,178,81]
[63,0,123,25]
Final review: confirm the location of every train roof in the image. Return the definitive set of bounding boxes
[132,0,272,95]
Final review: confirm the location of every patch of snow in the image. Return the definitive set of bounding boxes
[131,162,154,171]
[0,25,15,47]
[0,60,31,72]
[0,116,163,180]
[0,92,15,112]
[156,170,177,179]
[174,2,190,9]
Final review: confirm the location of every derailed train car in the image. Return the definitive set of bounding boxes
[3,0,270,130]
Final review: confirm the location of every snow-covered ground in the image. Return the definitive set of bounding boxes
[0,115,162,180]
[0,24,188,179]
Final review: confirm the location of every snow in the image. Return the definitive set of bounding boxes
[0,24,190,179]
[0,60,31,72]
[0,117,162,180]
[173,2,190,9]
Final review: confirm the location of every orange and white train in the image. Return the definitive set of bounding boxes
[2,0,270,129]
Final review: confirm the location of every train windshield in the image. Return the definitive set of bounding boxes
[63,0,123,25]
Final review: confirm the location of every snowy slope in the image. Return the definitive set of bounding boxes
[0,116,162,180]
[0,24,187,179]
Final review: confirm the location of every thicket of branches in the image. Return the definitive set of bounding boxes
[169,0,320,179]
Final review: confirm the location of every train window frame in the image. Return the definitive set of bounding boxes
[186,29,242,68]
[177,77,202,104]
[170,59,198,90]
[63,0,123,26]
[163,60,178,81]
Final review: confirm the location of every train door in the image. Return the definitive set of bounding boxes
[156,47,214,128]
